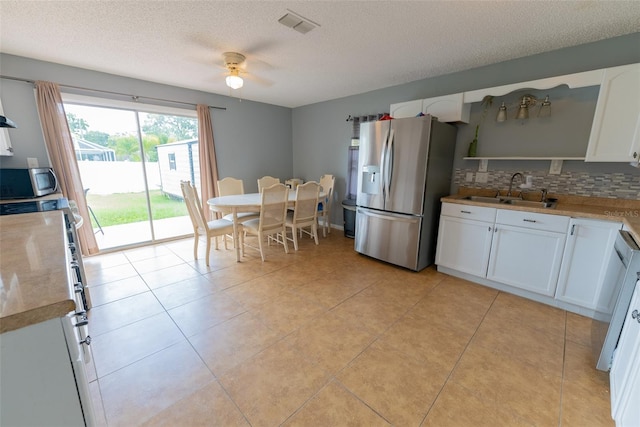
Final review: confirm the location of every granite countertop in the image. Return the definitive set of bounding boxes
[442,188,640,244]
[0,210,75,334]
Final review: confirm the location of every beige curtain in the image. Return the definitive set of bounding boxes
[197,104,219,220]
[35,81,99,255]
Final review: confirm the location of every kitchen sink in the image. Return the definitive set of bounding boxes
[461,195,556,209]
[461,195,503,204]
[503,199,557,209]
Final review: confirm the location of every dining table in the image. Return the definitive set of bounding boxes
[208,191,325,262]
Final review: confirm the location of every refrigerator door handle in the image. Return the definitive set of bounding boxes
[385,129,395,204]
[380,130,390,201]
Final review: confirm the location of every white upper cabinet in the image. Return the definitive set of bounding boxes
[390,93,470,123]
[421,93,470,123]
[585,63,640,163]
[389,99,422,119]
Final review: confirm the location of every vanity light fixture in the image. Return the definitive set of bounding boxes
[516,95,537,120]
[496,95,551,121]
[496,102,508,122]
[538,95,551,118]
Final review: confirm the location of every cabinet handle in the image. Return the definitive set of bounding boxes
[460,210,472,214]
[634,152,638,159]
[570,224,576,235]
[488,226,492,232]
[80,335,92,346]
[523,219,537,223]
[632,310,640,324]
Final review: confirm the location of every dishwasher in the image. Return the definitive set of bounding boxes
[593,230,640,371]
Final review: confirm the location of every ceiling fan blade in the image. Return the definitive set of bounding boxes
[243,72,274,87]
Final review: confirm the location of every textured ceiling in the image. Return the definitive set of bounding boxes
[1,1,639,108]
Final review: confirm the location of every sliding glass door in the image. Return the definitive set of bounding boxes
[64,100,197,250]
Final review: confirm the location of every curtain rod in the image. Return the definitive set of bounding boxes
[0,75,226,111]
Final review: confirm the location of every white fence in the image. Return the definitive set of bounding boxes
[78,161,161,195]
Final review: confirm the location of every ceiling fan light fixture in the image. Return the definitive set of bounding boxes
[226,72,243,90]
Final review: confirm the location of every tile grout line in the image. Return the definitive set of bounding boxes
[419,289,501,425]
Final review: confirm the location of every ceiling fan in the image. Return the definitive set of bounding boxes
[223,52,246,90]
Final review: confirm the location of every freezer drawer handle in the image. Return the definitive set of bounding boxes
[460,210,472,214]
[523,219,537,223]
[357,208,418,223]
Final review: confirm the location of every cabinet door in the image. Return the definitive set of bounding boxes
[586,63,640,162]
[487,224,566,296]
[389,100,422,119]
[421,93,470,123]
[556,218,621,312]
[610,280,640,424]
[435,215,493,277]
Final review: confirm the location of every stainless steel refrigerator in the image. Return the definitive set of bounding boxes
[355,115,457,271]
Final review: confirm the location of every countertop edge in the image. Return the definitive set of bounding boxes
[0,300,76,334]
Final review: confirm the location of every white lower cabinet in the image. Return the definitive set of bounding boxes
[435,210,495,277]
[487,210,569,296]
[555,218,622,313]
[610,280,640,426]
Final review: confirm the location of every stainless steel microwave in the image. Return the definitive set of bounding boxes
[0,168,59,199]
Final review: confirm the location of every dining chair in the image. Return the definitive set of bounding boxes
[318,174,335,237]
[285,181,320,250]
[180,180,238,266]
[217,177,260,222]
[257,176,280,193]
[242,183,289,262]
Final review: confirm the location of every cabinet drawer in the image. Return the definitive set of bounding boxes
[442,203,496,222]
[496,209,569,233]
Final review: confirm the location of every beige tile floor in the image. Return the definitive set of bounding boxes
[83,231,614,426]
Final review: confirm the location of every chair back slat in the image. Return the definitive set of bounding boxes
[259,183,288,231]
[257,176,280,193]
[217,177,245,196]
[180,181,208,234]
[293,181,320,223]
[319,174,335,208]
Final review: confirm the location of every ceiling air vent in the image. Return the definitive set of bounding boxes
[278,10,319,34]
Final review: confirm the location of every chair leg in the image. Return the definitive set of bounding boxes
[205,237,212,267]
[258,234,265,262]
[312,223,319,245]
[193,232,199,260]
[88,205,104,235]
[281,226,289,254]
[292,226,299,251]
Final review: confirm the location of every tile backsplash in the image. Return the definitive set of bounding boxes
[454,169,640,200]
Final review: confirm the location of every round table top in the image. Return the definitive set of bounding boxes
[208,192,324,209]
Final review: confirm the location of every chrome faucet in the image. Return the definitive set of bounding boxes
[507,172,524,197]
[540,188,548,202]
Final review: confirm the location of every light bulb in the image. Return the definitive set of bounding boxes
[225,72,243,89]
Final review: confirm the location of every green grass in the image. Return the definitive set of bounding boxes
[86,190,188,227]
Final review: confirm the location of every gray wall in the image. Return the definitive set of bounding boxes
[0,54,293,193]
[292,33,640,227]
[2,33,639,229]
